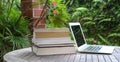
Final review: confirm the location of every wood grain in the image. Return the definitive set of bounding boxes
[4,47,120,62]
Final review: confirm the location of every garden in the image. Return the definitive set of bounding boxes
[46,0,120,46]
[0,0,120,62]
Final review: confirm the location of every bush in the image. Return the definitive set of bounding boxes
[64,0,120,46]
[0,0,30,61]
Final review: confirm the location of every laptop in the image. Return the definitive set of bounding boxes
[69,22,114,54]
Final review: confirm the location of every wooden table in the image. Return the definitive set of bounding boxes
[4,47,120,62]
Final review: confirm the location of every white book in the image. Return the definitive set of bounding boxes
[32,46,76,55]
[34,43,75,47]
[32,37,74,46]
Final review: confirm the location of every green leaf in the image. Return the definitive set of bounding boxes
[5,27,13,35]
[97,41,102,45]
[93,0,103,3]
[86,38,94,44]
[70,0,74,6]
[107,33,120,38]
[83,21,95,26]
[72,12,81,20]
[76,7,88,13]
[0,33,3,38]
[97,34,111,45]
[81,17,93,21]
[117,14,120,17]
[98,18,111,24]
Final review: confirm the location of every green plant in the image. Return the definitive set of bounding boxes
[64,0,120,46]
[46,0,70,27]
[72,7,89,21]
[0,0,30,61]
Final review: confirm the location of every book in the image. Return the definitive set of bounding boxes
[33,28,70,38]
[34,43,75,48]
[32,37,74,46]
[32,45,76,55]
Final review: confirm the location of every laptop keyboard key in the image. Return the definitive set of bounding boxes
[83,46,102,52]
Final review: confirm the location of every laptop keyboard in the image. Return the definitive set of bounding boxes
[83,46,102,52]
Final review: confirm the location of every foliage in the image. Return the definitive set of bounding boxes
[0,0,30,61]
[72,7,89,21]
[46,0,70,27]
[64,0,120,46]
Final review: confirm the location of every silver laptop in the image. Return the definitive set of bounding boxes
[69,22,114,54]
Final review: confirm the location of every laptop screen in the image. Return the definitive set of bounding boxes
[71,25,85,47]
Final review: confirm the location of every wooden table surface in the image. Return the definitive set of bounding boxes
[4,47,120,62]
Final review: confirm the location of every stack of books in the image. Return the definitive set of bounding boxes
[32,37,76,55]
[32,28,76,55]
